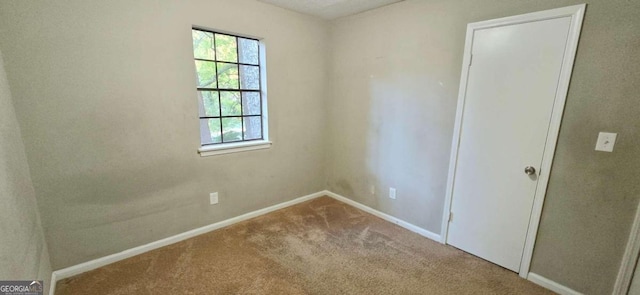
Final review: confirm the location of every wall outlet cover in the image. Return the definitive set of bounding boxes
[210,192,219,205]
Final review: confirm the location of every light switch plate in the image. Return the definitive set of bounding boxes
[595,132,617,152]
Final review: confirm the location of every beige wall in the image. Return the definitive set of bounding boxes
[327,0,640,294]
[1,0,638,294]
[0,0,328,269]
[0,48,52,288]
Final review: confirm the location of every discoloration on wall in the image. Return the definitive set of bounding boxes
[327,0,640,293]
[0,0,329,269]
[333,179,355,197]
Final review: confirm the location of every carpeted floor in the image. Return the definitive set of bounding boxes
[55,196,552,294]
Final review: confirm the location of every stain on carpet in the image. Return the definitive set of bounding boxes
[55,197,552,294]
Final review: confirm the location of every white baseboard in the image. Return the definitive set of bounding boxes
[49,272,57,295]
[48,189,586,295]
[50,191,326,293]
[323,190,442,242]
[50,190,442,294]
[527,273,582,295]
[324,191,580,295]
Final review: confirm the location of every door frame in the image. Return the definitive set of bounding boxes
[613,204,640,294]
[440,4,586,278]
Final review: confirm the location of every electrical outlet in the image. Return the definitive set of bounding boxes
[389,188,396,200]
[370,185,375,195]
[209,192,219,205]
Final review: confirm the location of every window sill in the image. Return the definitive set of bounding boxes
[198,140,272,157]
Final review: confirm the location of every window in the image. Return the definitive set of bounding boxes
[191,28,268,155]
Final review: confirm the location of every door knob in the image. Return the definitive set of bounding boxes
[524,166,536,175]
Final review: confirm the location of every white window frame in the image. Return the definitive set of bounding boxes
[192,27,270,157]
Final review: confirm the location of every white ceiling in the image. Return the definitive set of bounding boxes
[257,0,404,20]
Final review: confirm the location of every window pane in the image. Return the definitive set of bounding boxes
[215,34,237,62]
[194,30,265,146]
[242,92,261,115]
[220,92,241,116]
[238,38,259,65]
[222,117,242,142]
[200,119,222,145]
[195,60,217,88]
[192,30,215,60]
[217,63,239,89]
[240,65,260,90]
[243,116,262,140]
[198,91,219,117]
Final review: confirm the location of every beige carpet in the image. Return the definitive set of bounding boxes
[56,196,552,294]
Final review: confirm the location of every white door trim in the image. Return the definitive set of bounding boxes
[440,4,586,278]
[612,203,640,295]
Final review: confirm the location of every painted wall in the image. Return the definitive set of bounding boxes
[0,0,328,269]
[0,49,52,288]
[1,0,638,293]
[327,0,640,294]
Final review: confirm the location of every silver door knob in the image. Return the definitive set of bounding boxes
[524,166,536,175]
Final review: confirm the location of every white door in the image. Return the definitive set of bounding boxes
[446,17,573,272]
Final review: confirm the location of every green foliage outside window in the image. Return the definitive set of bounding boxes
[192,29,262,145]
